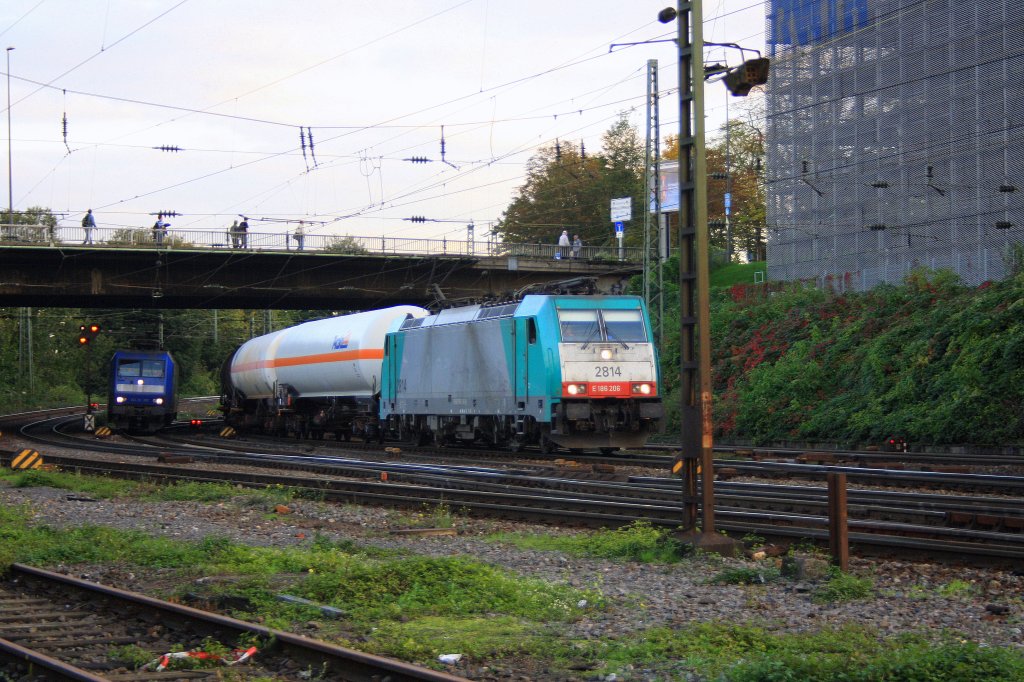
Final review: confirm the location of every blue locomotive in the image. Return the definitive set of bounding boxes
[107,350,179,433]
[380,295,664,452]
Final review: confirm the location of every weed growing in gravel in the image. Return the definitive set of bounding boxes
[937,579,978,598]
[139,480,244,503]
[391,502,456,529]
[708,565,782,585]
[107,644,153,669]
[489,521,686,563]
[813,567,874,603]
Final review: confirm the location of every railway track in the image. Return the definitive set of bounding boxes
[13,417,1024,563]
[0,563,466,681]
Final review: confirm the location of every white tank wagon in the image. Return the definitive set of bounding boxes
[221,305,428,439]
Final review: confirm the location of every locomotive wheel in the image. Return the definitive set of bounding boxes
[539,435,555,455]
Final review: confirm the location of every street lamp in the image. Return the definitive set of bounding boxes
[5,46,13,235]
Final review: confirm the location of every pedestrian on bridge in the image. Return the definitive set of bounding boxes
[238,217,249,248]
[229,220,241,248]
[557,230,570,259]
[82,209,96,245]
[152,214,169,247]
[293,221,306,251]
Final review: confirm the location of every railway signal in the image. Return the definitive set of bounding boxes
[77,323,101,345]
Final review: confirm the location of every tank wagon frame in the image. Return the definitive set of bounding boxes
[107,350,179,434]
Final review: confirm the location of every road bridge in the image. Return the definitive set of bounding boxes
[0,226,643,310]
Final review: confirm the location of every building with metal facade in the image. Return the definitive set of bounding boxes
[765,0,1024,290]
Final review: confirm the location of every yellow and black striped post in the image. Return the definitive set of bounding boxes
[94,426,113,438]
[219,426,236,438]
[12,449,42,470]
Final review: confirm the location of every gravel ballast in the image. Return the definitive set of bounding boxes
[1,446,1022,680]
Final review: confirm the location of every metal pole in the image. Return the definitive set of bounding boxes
[669,0,728,547]
[6,47,13,233]
[674,0,700,529]
[691,0,717,536]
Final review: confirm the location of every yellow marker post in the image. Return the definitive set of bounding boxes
[12,449,42,470]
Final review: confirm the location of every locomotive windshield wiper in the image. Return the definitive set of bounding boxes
[579,324,601,350]
[605,327,630,350]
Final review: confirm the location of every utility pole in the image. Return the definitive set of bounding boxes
[643,59,664,347]
[660,1,741,555]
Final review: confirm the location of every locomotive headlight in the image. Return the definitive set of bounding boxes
[600,349,613,360]
[137,379,144,386]
[154,398,164,405]
[632,383,652,395]
[115,396,126,404]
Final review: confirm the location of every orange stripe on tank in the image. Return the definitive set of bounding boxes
[232,349,383,373]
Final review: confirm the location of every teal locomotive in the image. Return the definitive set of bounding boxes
[380,295,663,452]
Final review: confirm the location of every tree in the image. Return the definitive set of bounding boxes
[662,110,766,262]
[2,206,59,243]
[496,113,646,249]
[707,118,766,262]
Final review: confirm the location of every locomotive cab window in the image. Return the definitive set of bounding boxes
[142,360,165,378]
[603,310,647,343]
[118,360,141,377]
[557,310,600,343]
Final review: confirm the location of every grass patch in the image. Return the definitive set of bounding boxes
[390,502,457,529]
[708,565,781,585]
[2,467,312,511]
[559,623,1024,681]
[813,568,875,603]
[490,521,686,563]
[710,260,767,288]
[1,468,137,498]
[290,555,596,624]
[362,615,551,661]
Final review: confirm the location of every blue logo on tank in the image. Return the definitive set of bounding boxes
[332,334,350,350]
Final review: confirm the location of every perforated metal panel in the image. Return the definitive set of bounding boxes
[765,0,1024,290]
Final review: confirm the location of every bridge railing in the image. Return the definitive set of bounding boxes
[0,223,646,263]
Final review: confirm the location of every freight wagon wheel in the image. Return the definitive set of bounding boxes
[600,447,618,455]
[508,436,525,453]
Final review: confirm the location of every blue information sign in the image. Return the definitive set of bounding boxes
[614,221,624,233]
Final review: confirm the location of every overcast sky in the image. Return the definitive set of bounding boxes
[1,1,765,243]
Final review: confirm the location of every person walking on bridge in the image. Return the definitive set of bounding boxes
[558,229,570,259]
[82,209,96,245]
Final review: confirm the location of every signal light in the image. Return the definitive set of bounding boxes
[77,323,101,345]
[724,57,770,97]
[190,419,203,428]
